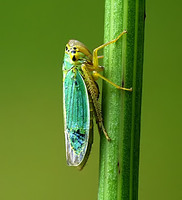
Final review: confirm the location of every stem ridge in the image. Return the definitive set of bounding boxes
[98,0,145,199]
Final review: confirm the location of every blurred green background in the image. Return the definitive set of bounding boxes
[0,0,182,199]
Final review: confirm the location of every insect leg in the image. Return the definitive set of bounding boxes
[92,30,127,71]
[93,71,132,91]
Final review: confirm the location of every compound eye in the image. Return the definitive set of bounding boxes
[72,55,77,61]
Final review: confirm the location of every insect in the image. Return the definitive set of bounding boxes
[62,31,132,170]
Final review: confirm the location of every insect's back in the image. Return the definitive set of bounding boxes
[63,69,91,167]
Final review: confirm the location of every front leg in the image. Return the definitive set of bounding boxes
[92,31,127,71]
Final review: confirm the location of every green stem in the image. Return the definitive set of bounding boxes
[98,0,145,200]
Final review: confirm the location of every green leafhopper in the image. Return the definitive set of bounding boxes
[62,31,132,170]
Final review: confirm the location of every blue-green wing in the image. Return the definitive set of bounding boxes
[63,69,90,166]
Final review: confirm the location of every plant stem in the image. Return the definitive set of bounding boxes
[98,0,145,199]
